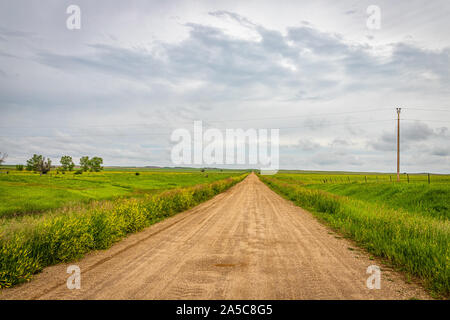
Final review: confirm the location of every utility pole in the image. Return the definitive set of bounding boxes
[396,108,401,182]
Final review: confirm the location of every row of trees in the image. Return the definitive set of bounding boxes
[21,155,103,174]
[79,156,103,172]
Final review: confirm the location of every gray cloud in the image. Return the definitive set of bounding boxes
[295,139,321,151]
[368,122,449,168]
[31,15,450,105]
[330,138,350,147]
[311,151,363,167]
[369,133,396,152]
[208,10,256,28]
[0,3,449,172]
[432,147,450,156]
[402,122,435,141]
[0,26,36,39]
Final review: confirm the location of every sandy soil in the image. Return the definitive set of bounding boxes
[0,173,431,299]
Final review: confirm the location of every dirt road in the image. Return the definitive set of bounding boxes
[1,173,430,299]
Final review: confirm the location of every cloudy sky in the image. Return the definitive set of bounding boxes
[0,0,449,172]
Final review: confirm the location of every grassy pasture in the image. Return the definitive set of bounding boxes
[0,169,244,218]
[260,172,450,297]
[0,172,248,288]
[272,172,450,219]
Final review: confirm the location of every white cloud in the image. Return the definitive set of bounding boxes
[0,1,449,173]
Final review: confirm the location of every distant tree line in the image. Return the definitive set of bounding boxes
[19,154,103,174]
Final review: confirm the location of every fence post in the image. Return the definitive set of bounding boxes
[407,174,409,183]
[365,176,367,183]
[428,173,430,184]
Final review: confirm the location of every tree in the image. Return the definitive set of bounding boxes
[0,152,7,166]
[80,156,90,172]
[60,155,75,171]
[89,157,103,172]
[79,156,103,172]
[26,154,51,174]
[16,164,24,171]
[38,158,52,174]
[26,154,43,171]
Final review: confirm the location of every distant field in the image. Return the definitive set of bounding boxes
[272,172,450,219]
[0,168,245,218]
[103,167,245,173]
[260,172,450,297]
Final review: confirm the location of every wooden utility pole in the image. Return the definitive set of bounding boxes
[396,108,401,182]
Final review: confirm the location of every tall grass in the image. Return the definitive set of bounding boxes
[273,173,450,220]
[260,175,449,297]
[0,174,247,288]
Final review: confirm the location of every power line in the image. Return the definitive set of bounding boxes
[400,119,450,123]
[1,119,449,139]
[1,107,448,130]
[0,108,394,129]
[212,119,394,130]
[0,111,448,138]
[202,108,393,123]
[405,108,450,112]
[0,119,395,138]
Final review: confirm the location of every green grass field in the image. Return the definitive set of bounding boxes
[0,168,245,218]
[0,169,248,288]
[260,172,450,297]
[1,167,449,296]
[271,172,450,219]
